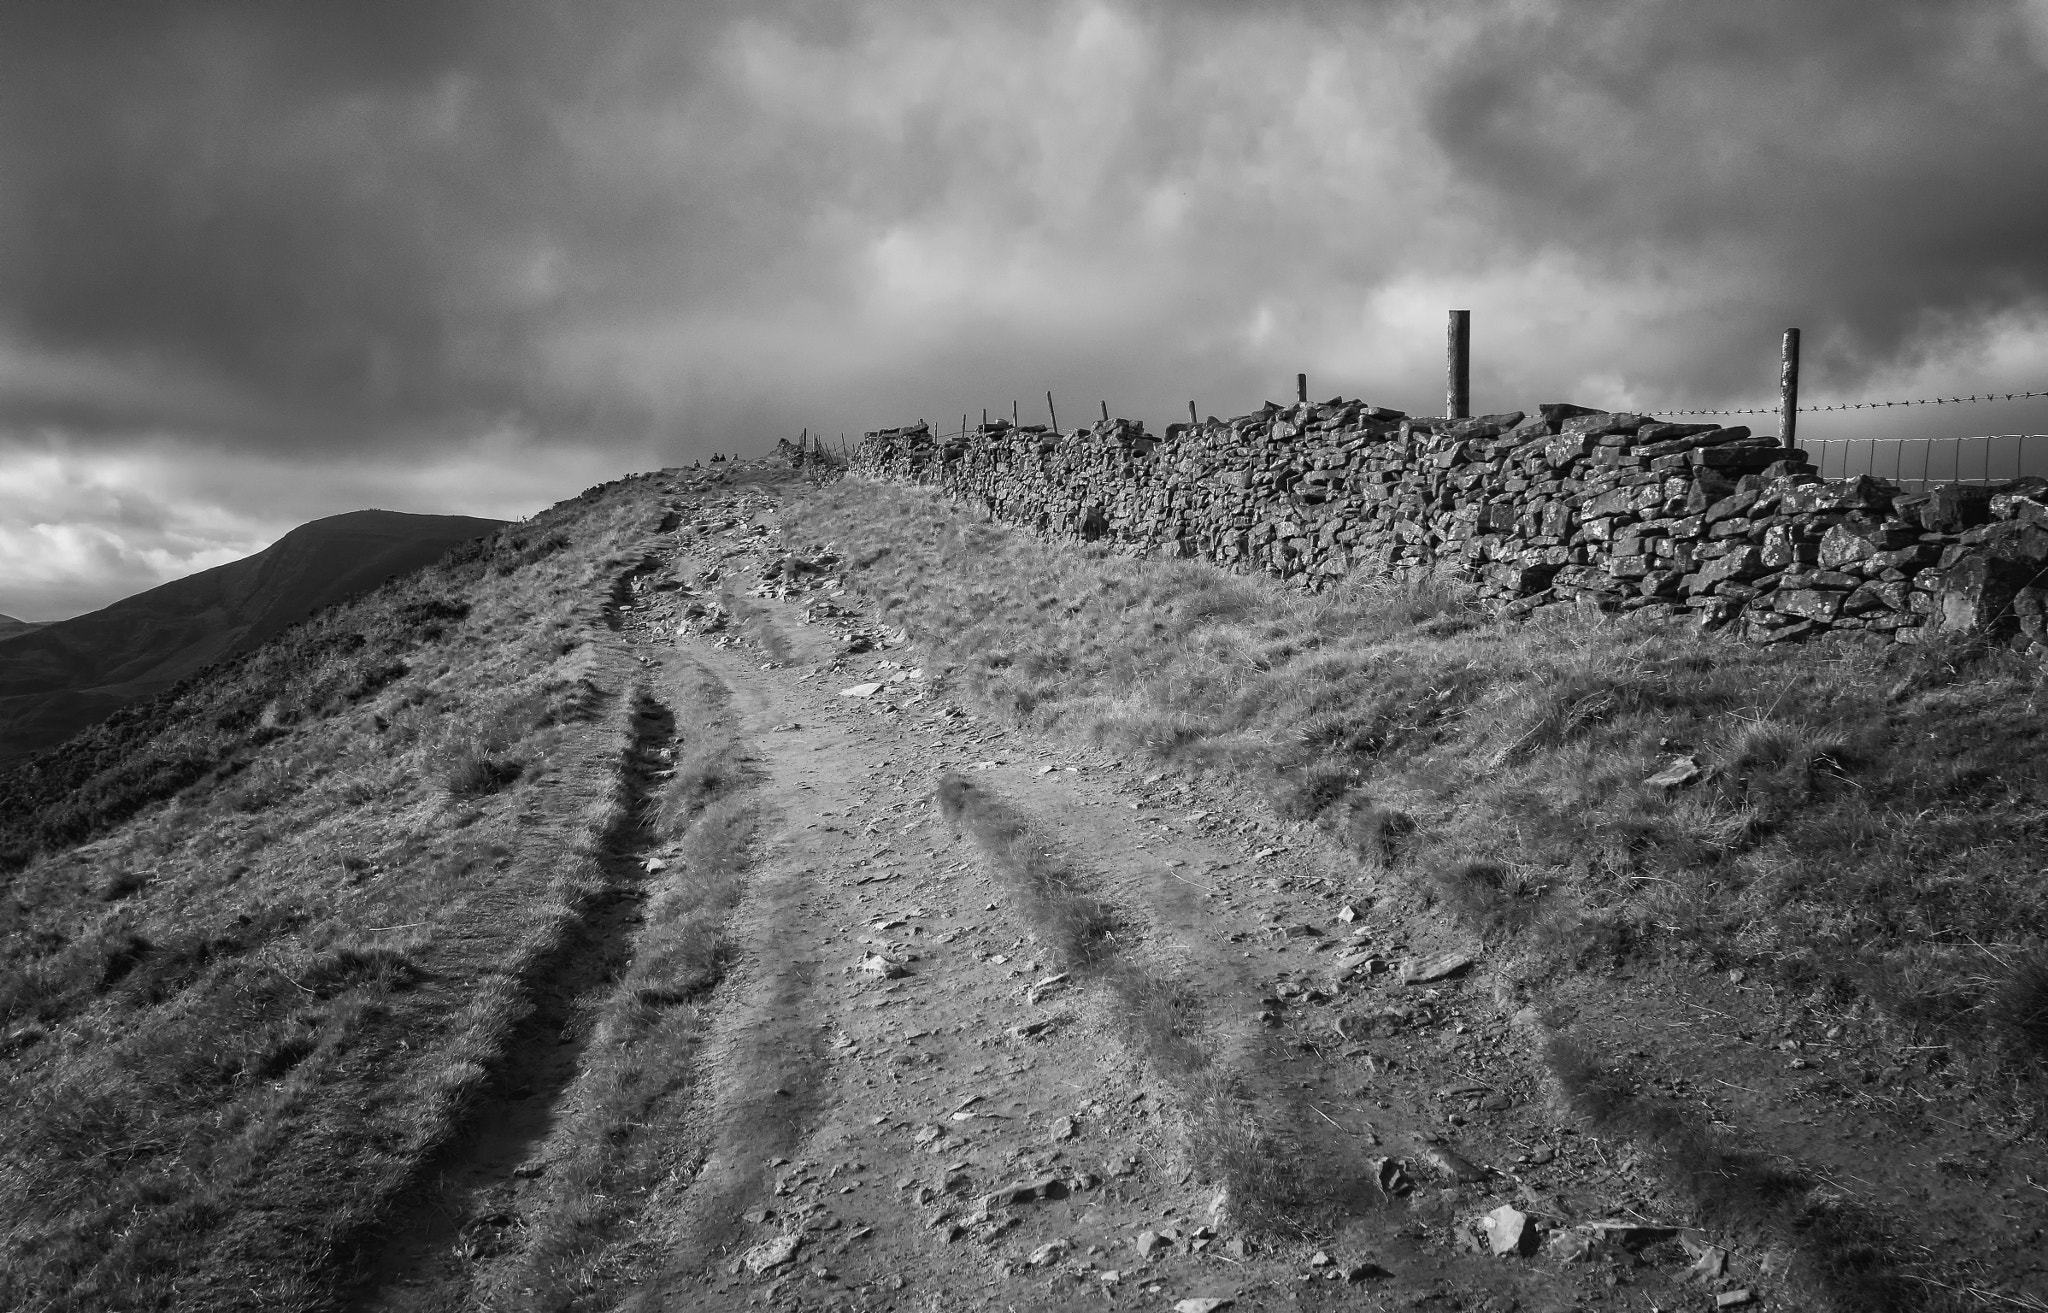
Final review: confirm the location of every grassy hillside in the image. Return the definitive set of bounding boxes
[0,509,507,762]
[787,478,2048,1076]
[0,612,48,641]
[0,479,678,1310]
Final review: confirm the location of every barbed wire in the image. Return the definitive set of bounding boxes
[1658,389,2048,416]
[867,388,2048,440]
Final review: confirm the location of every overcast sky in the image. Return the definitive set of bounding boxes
[4,0,2048,619]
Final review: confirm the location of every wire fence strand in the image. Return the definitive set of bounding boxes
[1658,390,2048,416]
[1807,434,2046,488]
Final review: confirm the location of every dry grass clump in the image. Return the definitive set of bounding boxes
[788,479,2048,1089]
[938,771,1123,972]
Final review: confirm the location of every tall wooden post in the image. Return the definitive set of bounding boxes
[1012,400,1019,427]
[1046,392,1058,432]
[1296,373,1307,404]
[1779,328,1801,447]
[1446,310,1470,420]
[1188,400,1198,427]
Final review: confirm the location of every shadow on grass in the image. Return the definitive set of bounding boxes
[1547,1035,1940,1313]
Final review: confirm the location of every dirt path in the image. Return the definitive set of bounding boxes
[354,472,1750,1312]
[606,489,1628,1313]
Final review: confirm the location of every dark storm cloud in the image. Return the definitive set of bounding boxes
[1417,1,2048,399]
[0,0,758,447]
[7,0,2044,447]
[5,0,2048,618]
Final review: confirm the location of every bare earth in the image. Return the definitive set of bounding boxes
[357,466,2046,1313]
[419,474,1719,1313]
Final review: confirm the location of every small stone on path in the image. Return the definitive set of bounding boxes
[741,1234,802,1275]
[1401,951,1476,984]
[1481,1203,1535,1256]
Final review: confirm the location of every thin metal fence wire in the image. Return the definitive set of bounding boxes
[1659,389,2048,417]
[1806,434,2046,488]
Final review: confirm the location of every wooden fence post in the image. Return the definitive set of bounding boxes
[1779,328,1801,448]
[1047,391,1058,432]
[1446,310,1470,420]
[1188,400,1198,427]
[1297,373,1307,405]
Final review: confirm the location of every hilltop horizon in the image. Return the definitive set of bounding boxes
[0,506,505,761]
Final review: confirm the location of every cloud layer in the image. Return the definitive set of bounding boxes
[4,0,2047,616]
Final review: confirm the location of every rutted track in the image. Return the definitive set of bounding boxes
[347,691,678,1311]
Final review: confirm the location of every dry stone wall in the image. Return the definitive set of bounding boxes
[856,399,2048,650]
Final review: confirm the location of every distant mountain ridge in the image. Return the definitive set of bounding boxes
[0,508,505,761]
[0,614,47,641]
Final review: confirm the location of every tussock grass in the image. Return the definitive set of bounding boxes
[937,770,1307,1230]
[789,480,2048,1090]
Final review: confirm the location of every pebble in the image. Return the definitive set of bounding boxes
[1419,1144,1488,1183]
[1481,1203,1535,1256]
[741,1234,802,1275]
[1401,950,1477,984]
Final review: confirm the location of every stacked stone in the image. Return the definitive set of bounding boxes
[856,400,2048,652]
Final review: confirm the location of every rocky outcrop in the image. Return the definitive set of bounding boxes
[855,401,2048,651]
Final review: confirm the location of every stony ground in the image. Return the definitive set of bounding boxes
[360,462,2048,1313]
[511,470,1782,1313]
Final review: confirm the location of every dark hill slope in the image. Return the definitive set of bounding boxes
[0,614,46,641]
[0,509,503,761]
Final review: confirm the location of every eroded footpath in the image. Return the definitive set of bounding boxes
[598,473,1661,1313]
